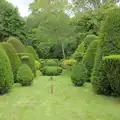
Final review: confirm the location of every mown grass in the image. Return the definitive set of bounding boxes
[0,71,120,120]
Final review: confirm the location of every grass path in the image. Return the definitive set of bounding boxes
[0,71,120,120]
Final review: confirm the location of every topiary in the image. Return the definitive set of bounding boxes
[103,55,120,96]
[45,59,58,66]
[83,40,99,82]
[26,45,39,60]
[91,7,120,95]
[84,35,98,52]
[73,41,85,58]
[17,53,36,75]
[0,46,14,94]
[17,64,34,86]
[71,62,87,86]
[41,66,62,76]
[2,42,22,83]
[7,36,26,53]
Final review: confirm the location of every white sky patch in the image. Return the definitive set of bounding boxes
[6,0,34,17]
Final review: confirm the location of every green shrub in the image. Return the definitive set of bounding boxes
[103,55,120,96]
[0,47,14,93]
[84,35,98,52]
[17,64,34,86]
[71,62,87,86]
[2,42,22,83]
[26,45,39,60]
[83,40,99,81]
[35,60,40,70]
[17,53,36,75]
[45,59,58,66]
[91,8,120,95]
[7,36,26,53]
[41,66,62,76]
[61,59,76,69]
[73,41,85,59]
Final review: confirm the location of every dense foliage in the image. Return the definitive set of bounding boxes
[7,37,26,53]
[0,0,27,42]
[91,7,120,95]
[0,46,13,94]
[17,64,34,86]
[83,40,99,81]
[2,42,22,82]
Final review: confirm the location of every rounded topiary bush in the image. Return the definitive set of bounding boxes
[83,40,99,82]
[17,64,34,86]
[84,35,98,52]
[17,53,36,75]
[71,62,87,86]
[41,66,62,76]
[91,7,120,95]
[26,45,39,60]
[2,42,22,83]
[7,36,26,53]
[0,47,14,94]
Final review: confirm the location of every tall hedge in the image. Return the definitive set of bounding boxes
[26,45,39,60]
[0,47,13,94]
[2,42,22,83]
[91,8,120,95]
[7,36,26,53]
[83,40,99,81]
[84,35,98,52]
[103,55,120,96]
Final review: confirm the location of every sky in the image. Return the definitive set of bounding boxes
[6,0,34,17]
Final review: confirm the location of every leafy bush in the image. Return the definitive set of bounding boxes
[103,55,120,96]
[84,35,98,52]
[17,53,36,75]
[7,36,26,53]
[17,64,34,86]
[0,47,14,94]
[71,62,87,86]
[83,40,99,81]
[61,59,76,69]
[2,42,22,83]
[41,66,62,76]
[91,8,120,95]
[26,45,39,60]
[35,60,40,70]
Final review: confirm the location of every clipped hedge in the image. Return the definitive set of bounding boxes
[17,53,36,75]
[0,47,13,94]
[83,40,99,81]
[26,45,39,60]
[103,55,120,96]
[41,66,62,76]
[91,8,120,95]
[71,62,87,86]
[17,64,34,86]
[45,59,58,66]
[7,36,26,53]
[35,60,41,70]
[2,42,22,83]
[84,35,98,52]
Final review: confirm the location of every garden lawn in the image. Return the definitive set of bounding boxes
[0,71,120,120]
